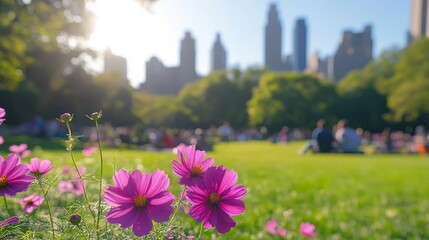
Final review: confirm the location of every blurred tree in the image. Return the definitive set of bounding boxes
[378,39,429,121]
[178,69,263,128]
[248,72,337,132]
[336,48,400,131]
[0,0,94,90]
[133,93,184,128]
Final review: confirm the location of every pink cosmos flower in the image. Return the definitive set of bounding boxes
[172,145,214,187]
[0,216,19,227]
[277,227,287,237]
[58,180,84,195]
[104,169,175,237]
[9,144,31,158]
[20,194,44,213]
[300,222,317,237]
[59,181,73,193]
[0,108,5,125]
[69,180,84,195]
[265,220,277,234]
[27,158,53,176]
[82,145,97,156]
[0,136,4,145]
[62,166,72,174]
[186,166,246,234]
[0,154,34,197]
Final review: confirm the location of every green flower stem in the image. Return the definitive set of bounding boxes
[38,180,55,239]
[66,123,96,222]
[3,196,11,217]
[77,224,89,240]
[168,187,186,227]
[94,120,104,239]
[198,222,204,239]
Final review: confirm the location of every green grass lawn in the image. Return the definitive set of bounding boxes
[1,138,429,239]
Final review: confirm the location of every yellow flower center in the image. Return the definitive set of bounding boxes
[209,193,221,205]
[133,195,147,208]
[0,176,7,187]
[190,165,203,177]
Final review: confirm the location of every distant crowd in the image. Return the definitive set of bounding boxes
[295,119,429,155]
[1,116,429,154]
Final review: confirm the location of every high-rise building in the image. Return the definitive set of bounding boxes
[179,31,198,88]
[141,31,199,95]
[409,0,429,42]
[104,49,128,83]
[211,33,227,71]
[265,4,283,71]
[333,25,373,82]
[293,18,307,71]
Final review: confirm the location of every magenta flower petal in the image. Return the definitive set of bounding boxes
[20,194,44,213]
[0,136,4,145]
[222,184,247,200]
[59,181,73,193]
[133,212,152,237]
[146,202,174,222]
[219,199,245,216]
[145,169,170,197]
[9,144,30,158]
[0,108,5,118]
[113,169,130,189]
[277,227,287,237]
[106,204,138,228]
[211,208,237,233]
[0,216,19,227]
[265,220,277,234]
[300,222,317,237]
[186,166,246,234]
[0,154,20,177]
[104,186,133,207]
[104,169,175,237]
[0,154,34,197]
[172,145,214,187]
[28,158,53,176]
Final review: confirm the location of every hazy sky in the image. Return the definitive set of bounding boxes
[88,0,410,87]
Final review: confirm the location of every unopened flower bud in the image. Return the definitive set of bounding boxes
[70,214,81,225]
[58,113,73,123]
[89,111,102,121]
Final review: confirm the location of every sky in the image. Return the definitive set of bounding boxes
[87,0,410,88]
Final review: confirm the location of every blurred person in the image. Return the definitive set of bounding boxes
[218,122,232,142]
[299,119,333,154]
[277,126,288,144]
[335,119,363,153]
[381,128,393,153]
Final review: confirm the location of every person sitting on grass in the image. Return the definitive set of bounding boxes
[298,119,333,154]
[315,120,334,153]
[335,119,363,154]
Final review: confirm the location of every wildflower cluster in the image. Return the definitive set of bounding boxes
[0,108,247,239]
[103,145,247,237]
[265,220,317,238]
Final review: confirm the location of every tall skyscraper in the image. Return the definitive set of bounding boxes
[409,0,429,42]
[141,31,199,95]
[179,31,197,87]
[104,49,128,84]
[293,18,307,71]
[265,4,283,71]
[211,33,227,71]
[333,25,373,82]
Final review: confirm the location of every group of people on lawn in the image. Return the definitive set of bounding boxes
[301,119,363,154]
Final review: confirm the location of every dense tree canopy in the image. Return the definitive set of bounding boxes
[248,73,338,131]
[337,48,400,131]
[380,39,429,121]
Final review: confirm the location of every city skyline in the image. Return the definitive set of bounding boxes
[88,0,410,87]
